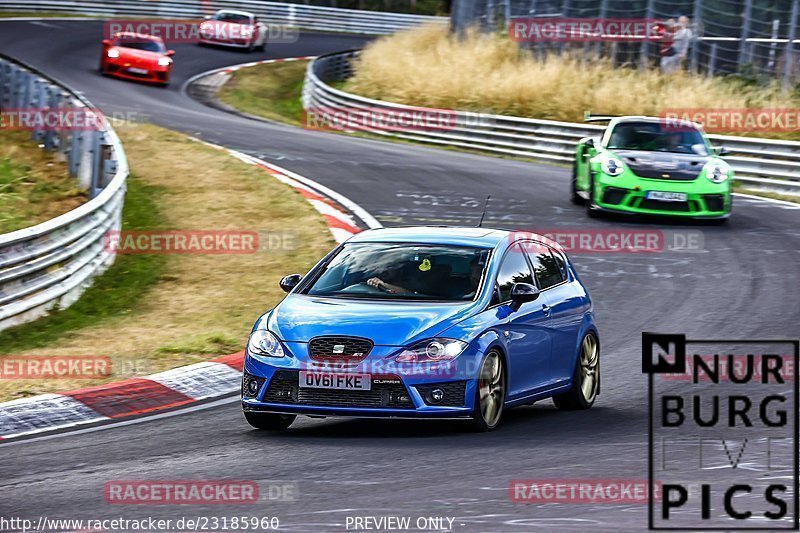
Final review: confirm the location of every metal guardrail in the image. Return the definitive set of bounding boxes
[303,50,800,193]
[0,54,127,332]
[0,1,446,35]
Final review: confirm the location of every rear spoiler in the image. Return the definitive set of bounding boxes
[583,112,618,123]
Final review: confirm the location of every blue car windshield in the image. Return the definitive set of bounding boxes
[607,122,709,155]
[305,243,491,301]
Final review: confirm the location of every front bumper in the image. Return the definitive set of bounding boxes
[591,171,731,218]
[241,345,480,418]
[103,62,170,84]
[198,38,254,49]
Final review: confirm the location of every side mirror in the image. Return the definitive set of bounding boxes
[713,146,729,157]
[509,282,539,310]
[203,15,212,20]
[101,39,112,46]
[279,274,302,293]
[165,50,175,57]
[585,138,595,149]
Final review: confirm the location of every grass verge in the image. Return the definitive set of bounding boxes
[0,130,86,233]
[345,25,800,141]
[213,37,800,206]
[217,60,308,126]
[0,122,334,400]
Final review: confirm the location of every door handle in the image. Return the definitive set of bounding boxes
[542,304,551,317]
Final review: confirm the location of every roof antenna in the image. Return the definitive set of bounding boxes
[477,195,491,227]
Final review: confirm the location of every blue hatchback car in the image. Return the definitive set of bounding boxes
[242,227,599,432]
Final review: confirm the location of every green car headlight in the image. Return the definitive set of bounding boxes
[600,155,624,177]
[704,161,731,184]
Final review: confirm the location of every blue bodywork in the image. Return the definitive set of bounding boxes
[242,227,598,419]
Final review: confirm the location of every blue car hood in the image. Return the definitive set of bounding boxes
[267,295,478,346]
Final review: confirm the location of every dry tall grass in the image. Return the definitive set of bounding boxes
[345,25,797,125]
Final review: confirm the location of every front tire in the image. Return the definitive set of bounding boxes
[553,332,599,410]
[470,350,505,432]
[244,411,296,430]
[571,153,584,205]
[585,172,600,218]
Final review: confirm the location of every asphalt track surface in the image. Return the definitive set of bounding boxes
[1,19,800,532]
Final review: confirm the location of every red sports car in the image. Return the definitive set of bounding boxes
[100,32,174,86]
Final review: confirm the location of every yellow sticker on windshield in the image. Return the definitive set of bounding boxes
[419,258,432,272]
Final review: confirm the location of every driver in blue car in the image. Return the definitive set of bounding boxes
[367,254,484,299]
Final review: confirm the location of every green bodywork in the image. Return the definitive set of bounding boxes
[573,117,732,219]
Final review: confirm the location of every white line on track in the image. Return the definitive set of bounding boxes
[733,192,800,209]
[0,395,240,447]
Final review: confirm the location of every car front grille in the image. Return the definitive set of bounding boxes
[263,370,414,409]
[308,336,373,362]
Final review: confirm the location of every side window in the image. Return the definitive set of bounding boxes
[552,250,569,281]
[528,245,565,289]
[496,244,534,302]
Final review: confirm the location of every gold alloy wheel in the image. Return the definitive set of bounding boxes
[579,333,599,403]
[479,351,504,427]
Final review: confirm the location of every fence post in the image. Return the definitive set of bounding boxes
[738,0,753,71]
[31,79,47,144]
[0,60,6,107]
[594,0,607,56]
[708,42,718,76]
[44,85,61,151]
[88,129,103,198]
[784,0,800,90]
[640,0,655,70]
[690,0,703,73]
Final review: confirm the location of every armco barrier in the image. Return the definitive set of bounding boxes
[0,1,445,35]
[303,50,800,193]
[0,54,127,332]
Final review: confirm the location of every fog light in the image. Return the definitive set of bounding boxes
[242,372,265,399]
[430,388,445,403]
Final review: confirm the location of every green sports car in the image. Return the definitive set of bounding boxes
[572,116,732,219]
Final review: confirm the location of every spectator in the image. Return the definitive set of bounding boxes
[661,16,692,73]
[658,18,676,57]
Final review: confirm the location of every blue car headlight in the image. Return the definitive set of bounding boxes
[395,338,468,363]
[247,328,285,360]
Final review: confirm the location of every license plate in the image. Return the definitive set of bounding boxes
[646,191,687,202]
[128,67,148,75]
[299,372,371,391]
